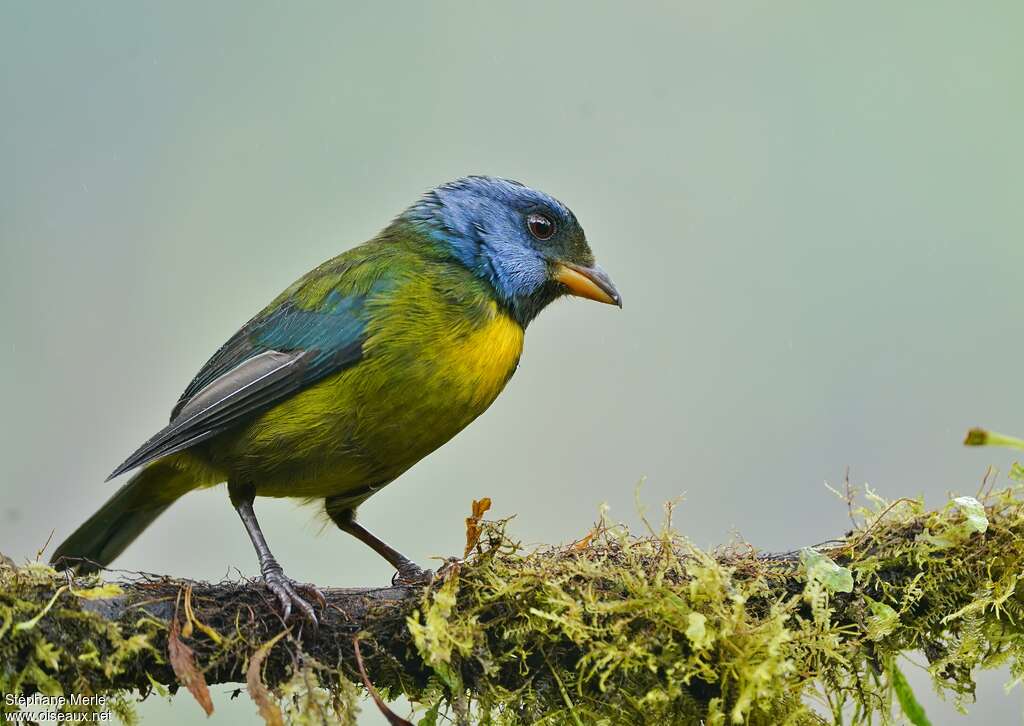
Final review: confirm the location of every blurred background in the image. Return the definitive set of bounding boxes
[2,2,1022,723]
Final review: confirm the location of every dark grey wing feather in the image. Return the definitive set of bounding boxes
[106,350,312,480]
[170,320,264,420]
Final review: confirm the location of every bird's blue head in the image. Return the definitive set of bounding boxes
[400,176,621,326]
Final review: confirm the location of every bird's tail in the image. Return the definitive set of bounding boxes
[51,458,203,573]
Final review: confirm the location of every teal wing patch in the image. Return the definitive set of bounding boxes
[107,291,372,480]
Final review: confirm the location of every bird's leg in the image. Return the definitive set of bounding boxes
[326,502,432,585]
[230,485,325,625]
[344,518,432,585]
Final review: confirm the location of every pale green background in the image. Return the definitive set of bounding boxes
[2,2,1022,724]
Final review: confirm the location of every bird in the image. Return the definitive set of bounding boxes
[51,175,621,623]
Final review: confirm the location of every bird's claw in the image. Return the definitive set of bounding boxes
[391,564,434,586]
[262,568,323,628]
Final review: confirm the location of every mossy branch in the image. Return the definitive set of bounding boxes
[4,482,1024,725]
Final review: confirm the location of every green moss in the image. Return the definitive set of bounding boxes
[0,558,363,724]
[0,561,148,722]
[404,485,1024,724]
[5,482,1024,725]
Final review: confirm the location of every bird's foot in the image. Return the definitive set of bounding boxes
[262,566,325,626]
[391,563,433,586]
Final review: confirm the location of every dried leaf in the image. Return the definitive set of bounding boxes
[181,587,193,638]
[247,630,288,726]
[168,615,214,716]
[572,531,595,551]
[354,635,413,726]
[464,497,492,557]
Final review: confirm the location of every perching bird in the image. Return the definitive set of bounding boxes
[52,176,621,622]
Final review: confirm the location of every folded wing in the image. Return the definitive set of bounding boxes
[107,281,377,480]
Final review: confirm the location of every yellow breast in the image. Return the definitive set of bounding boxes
[215,286,525,499]
[442,302,524,407]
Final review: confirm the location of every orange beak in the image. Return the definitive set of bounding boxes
[553,263,622,307]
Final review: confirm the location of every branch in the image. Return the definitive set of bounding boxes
[3,484,1024,725]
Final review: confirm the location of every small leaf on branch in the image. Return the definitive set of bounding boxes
[800,548,854,593]
[247,630,288,726]
[168,614,213,716]
[952,496,988,534]
[464,497,492,557]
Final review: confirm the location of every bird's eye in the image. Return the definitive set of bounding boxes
[526,212,556,241]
